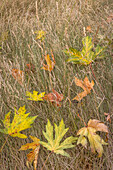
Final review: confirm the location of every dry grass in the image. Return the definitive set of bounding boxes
[0,0,113,169]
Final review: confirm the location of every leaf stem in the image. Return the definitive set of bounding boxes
[0,135,9,153]
[77,114,87,127]
[41,151,53,170]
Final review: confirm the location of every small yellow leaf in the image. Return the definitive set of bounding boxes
[35,30,46,41]
[26,91,45,101]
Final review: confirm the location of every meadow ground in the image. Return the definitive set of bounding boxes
[0,0,113,169]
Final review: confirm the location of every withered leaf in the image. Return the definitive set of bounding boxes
[73,77,94,101]
[43,89,63,107]
[12,69,24,85]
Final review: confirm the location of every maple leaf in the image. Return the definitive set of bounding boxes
[64,36,104,65]
[41,51,55,72]
[25,63,35,73]
[40,119,77,157]
[42,89,63,107]
[73,77,94,101]
[86,26,93,33]
[35,30,46,41]
[0,106,37,138]
[12,69,24,85]
[26,91,45,101]
[77,119,108,157]
[19,135,40,170]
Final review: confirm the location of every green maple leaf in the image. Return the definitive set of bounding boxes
[64,36,104,65]
[77,119,108,157]
[40,119,77,157]
[26,91,45,101]
[0,106,37,138]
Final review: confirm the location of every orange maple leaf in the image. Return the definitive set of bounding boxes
[73,77,94,101]
[12,69,24,85]
[86,26,93,33]
[43,89,63,107]
[19,136,40,170]
[41,51,55,72]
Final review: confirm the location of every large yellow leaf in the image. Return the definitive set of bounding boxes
[77,119,108,157]
[0,106,37,138]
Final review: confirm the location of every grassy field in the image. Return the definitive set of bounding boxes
[0,0,113,169]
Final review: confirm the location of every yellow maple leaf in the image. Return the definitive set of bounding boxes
[0,106,37,138]
[73,77,94,101]
[26,91,45,101]
[41,51,55,72]
[77,119,108,157]
[35,30,46,41]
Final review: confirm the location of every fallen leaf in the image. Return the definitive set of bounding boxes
[12,69,24,85]
[86,26,92,33]
[104,113,111,123]
[41,51,55,72]
[0,106,37,138]
[73,77,94,101]
[35,30,46,41]
[25,63,35,73]
[43,89,63,107]
[106,14,113,23]
[26,91,45,101]
[64,36,104,65]
[77,119,108,157]
[40,119,77,157]
[19,135,40,170]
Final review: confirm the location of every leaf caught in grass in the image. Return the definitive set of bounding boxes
[26,91,45,101]
[86,26,92,33]
[35,30,46,41]
[0,31,8,43]
[77,119,108,157]
[64,36,104,65]
[40,119,77,157]
[43,89,63,107]
[41,51,55,72]
[0,106,37,138]
[25,63,35,73]
[19,136,40,170]
[73,77,94,101]
[12,69,24,85]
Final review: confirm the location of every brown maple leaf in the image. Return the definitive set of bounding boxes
[12,69,24,85]
[73,77,94,101]
[43,89,63,107]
